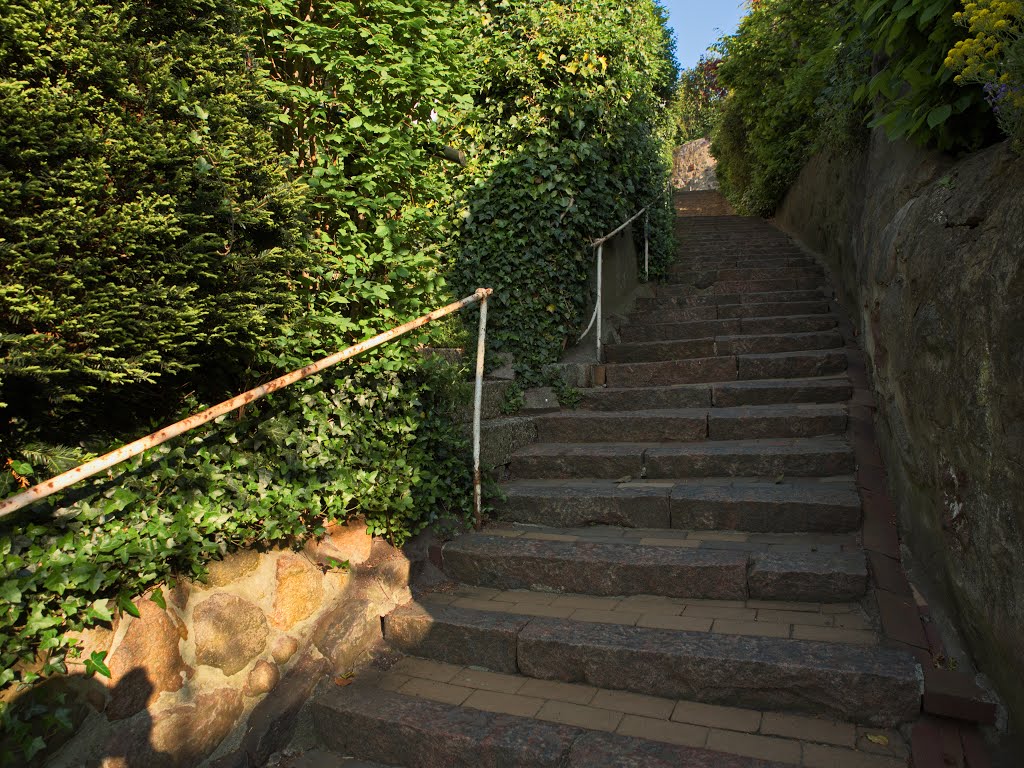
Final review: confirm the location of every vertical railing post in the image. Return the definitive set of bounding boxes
[595,243,604,362]
[472,294,489,530]
[644,210,650,283]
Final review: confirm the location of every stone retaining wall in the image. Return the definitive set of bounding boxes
[47,521,411,767]
[672,138,718,191]
[775,132,1024,730]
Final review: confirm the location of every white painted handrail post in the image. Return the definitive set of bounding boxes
[595,242,604,362]
[472,294,489,530]
[644,209,650,282]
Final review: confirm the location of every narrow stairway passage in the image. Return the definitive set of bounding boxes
[309,192,921,767]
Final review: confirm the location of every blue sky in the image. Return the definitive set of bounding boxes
[660,1,748,69]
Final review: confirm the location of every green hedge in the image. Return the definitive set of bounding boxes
[711,0,998,216]
[448,0,678,382]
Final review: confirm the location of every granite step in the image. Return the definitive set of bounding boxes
[638,289,824,310]
[620,315,836,343]
[665,266,824,286]
[492,478,861,532]
[440,533,866,602]
[640,301,832,325]
[603,350,846,388]
[643,436,855,479]
[578,377,851,412]
[669,256,818,271]
[657,277,824,297]
[509,437,854,480]
[381,607,921,726]
[605,331,843,364]
[314,685,790,767]
[534,404,847,443]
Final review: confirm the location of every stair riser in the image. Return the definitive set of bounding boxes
[620,319,741,342]
[737,351,848,380]
[604,356,736,388]
[578,386,712,411]
[534,412,846,443]
[659,278,825,297]
[494,491,671,528]
[645,448,855,479]
[718,301,831,318]
[641,290,823,309]
[441,539,866,603]
[536,414,707,444]
[711,380,851,407]
[606,332,843,364]
[604,352,845,389]
[443,547,749,600]
[666,267,824,285]
[670,257,818,271]
[622,316,835,343]
[671,492,861,533]
[517,621,921,727]
[510,451,643,480]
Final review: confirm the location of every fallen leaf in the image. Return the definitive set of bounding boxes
[866,734,889,747]
[774,474,785,484]
[614,475,632,484]
[334,676,354,687]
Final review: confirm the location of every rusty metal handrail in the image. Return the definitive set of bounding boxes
[0,289,493,527]
[578,207,650,361]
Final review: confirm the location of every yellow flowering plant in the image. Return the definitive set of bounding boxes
[946,1,1024,147]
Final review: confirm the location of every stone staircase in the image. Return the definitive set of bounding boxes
[307,198,923,767]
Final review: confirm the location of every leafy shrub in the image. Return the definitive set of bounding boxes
[0,0,308,453]
[856,0,996,150]
[670,57,727,143]
[946,0,1024,148]
[447,0,678,382]
[711,0,1000,215]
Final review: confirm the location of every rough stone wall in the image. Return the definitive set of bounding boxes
[46,522,412,767]
[776,132,1024,729]
[673,138,719,190]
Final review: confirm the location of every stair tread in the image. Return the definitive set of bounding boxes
[314,684,798,767]
[380,604,920,726]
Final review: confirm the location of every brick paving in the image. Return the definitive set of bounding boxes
[358,656,909,767]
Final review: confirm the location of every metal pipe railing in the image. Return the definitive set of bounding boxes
[0,288,493,524]
[578,206,650,361]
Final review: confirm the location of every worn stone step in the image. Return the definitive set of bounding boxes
[578,378,851,412]
[442,535,750,600]
[604,350,845,388]
[603,355,737,388]
[606,332,843,364]
[671,256,818,271]
[314,685,788,767]
[717,300,831,318]
[493,477,861,533]
[440,534,866,602]
[737,350,848,380]
[516,618,921,726]
[670,478,862,532]
[640,289,824,310]
[381,609,919,727]
[509,442,645,479]
[658,277,824,297]
[578,383,712,411]
[710,378,852,407]
[644,437,854,478]
[666,266,824,286]
[533,404,846,444]
[621,315,836,343]
[642,301,832,325]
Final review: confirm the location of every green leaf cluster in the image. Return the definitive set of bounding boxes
[710,0,999,216]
